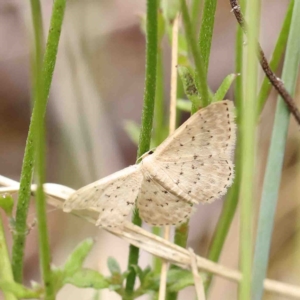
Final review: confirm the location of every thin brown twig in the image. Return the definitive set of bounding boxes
[229,0,300,125]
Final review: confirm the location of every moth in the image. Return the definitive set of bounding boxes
[63,100,236,228]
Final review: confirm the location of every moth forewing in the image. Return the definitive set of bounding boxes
[63,165,143,228]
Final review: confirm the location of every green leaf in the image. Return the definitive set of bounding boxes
[64,269,109,290]
[0,281,40,299]
[177,98,192,112]
[212,74,238,102]
[130,265,153,286]
[63,238,94,277]
[123,120,140,146]
[178,66,201,109]
[107,257,121,275]
[160,0,180,23]
[167,271,194,292]
[0,194,14,216]
[51,266,65,294]
[167,269,191,283]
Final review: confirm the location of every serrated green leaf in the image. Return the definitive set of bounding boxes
[212,73,238,102]
[64,268,109,290]
[63,238,94,277]
[107,257,121,275]
[0,280,40,299]
[123,120,140,146]
[0,194,14,216]
[176,99,192,112]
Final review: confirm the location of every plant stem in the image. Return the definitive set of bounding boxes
[239,0,260,299]
[125,0,158,296]
[180,0,209,109]
[11,0,67,283]
[30,1,54,298]
[252,2,300,299]
[205,0,245,292]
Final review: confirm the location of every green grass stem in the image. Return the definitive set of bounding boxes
[239,0,260,299]
[11,0,67,283]
[125,0,158,296]
[30,0,54,298]
[205,0,245,292]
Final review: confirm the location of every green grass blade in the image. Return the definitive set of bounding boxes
[198,0,217,76]
[125,0,158,296]
[191,0,203,32]
[239,0,260,299]
[252,2,300,299]
[256,0,294,116]
[205,0,245,293]
[30,0,56,298]
[180,0,209,109]
[212,74,237,102]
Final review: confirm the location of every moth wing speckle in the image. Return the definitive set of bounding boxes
[137,176,194,226]
[158,158,234,203]
[144,100,236,206]
[153,100,236,160]
[63,165,143,227]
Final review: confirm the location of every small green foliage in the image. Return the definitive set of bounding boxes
[167,269,194,292]
[130,265,153,289]
[0,194,14,216]
[63,238,95,277]
[0,280,41,299]
[64,269,109,290]
[107,257,122,275]
[212,74,238,102]
[178,66,201,109]
[178,66,198,97]
[51,239,95,293]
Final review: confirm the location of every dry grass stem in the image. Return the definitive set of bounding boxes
[1,175,300,299]
[158,13,180,300]
[189,247,206,300]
